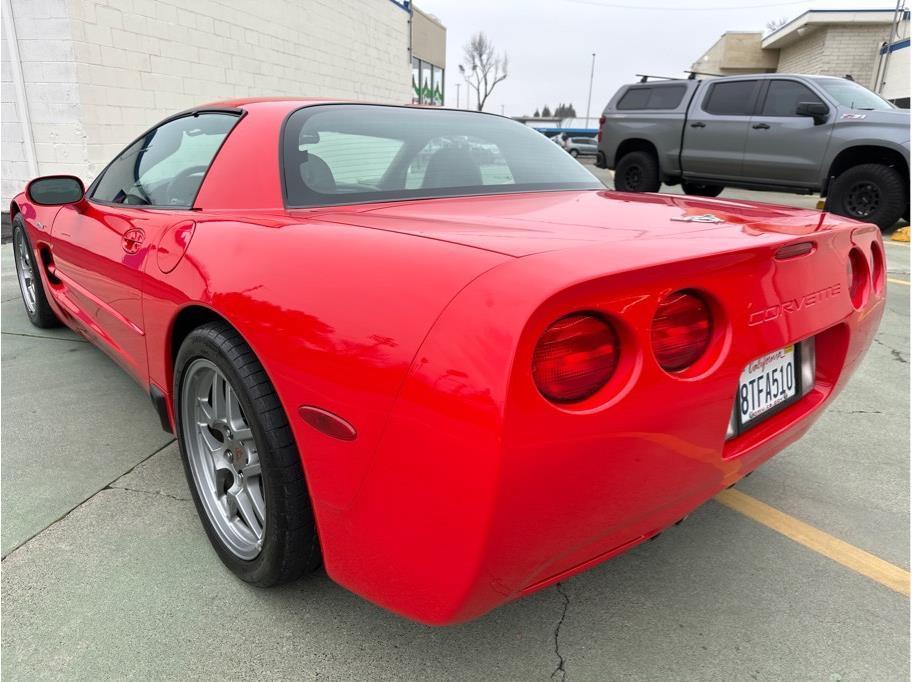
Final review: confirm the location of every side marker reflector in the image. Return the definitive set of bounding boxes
[299,405,357,441]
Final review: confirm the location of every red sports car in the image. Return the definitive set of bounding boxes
[11,99,884,625]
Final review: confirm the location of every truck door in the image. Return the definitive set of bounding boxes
[742,79,833,188]
[681,78,761,180]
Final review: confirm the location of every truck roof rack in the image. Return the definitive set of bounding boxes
[684,70,725,79]
[635,74,681,83]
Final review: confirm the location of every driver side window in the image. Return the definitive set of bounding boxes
[91,112,238,207]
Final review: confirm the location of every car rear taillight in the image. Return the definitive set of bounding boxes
[651,291,713,372]
[847,247,869,308]
[870,241,885,294]
[597,115,605,142]
[532,313,619,403]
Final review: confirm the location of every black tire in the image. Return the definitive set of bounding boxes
[569,148,579,158]
[11,215,60,328]
[827,163,906,231]
[614,151,661,193]
[681,181,724,198]
[174,322,320,586]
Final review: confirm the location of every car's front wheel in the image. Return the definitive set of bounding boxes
[681,181,724,198]
[827,163,906,231]
[569,148,579,158]
[174,322,320,586]
[12,215,59,328]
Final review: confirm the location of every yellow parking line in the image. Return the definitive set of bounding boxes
[715,488,910,597]
[887,278,910,286]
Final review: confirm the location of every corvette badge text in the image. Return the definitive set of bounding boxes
[748,283,842,326]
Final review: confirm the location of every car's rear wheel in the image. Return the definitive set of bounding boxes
[614,151,661,193]
[681,181,724,198]
[12,216,59,328]
[827,164,906,231]
[174,322,320,586]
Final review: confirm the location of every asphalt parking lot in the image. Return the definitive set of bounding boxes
[1,193,909,679]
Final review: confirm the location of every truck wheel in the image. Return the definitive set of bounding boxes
[681,182,724,198]
[827,164,906,231]
[614,151,661,193]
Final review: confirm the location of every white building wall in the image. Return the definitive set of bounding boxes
[777,25,889,89]
[2,0,412,206]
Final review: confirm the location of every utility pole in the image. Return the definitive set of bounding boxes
[500,104,505,116]
[456,82,461,108]
[585,52,596,127]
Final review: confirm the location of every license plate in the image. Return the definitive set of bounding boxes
[738,345,799,428]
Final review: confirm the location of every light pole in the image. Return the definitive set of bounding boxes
[456,82,461,108]
[585,52,596,128]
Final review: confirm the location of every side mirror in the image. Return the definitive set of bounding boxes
[26,175,85,206]
[796,101,829,125]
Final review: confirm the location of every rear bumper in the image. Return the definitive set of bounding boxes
[312,225,885,625]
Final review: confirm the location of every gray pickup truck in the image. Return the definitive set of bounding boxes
[596,73,910,229]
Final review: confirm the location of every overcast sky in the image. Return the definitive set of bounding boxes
[416,0,901,119]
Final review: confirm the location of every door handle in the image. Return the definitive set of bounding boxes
[122,228,145,254]
[752,122,770,130]
[690,121,706,128]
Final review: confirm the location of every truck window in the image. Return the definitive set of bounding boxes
[761,80,825,116]
[703,80,757,116]
[647,85,686,109]
[618,88,651,110]
[617,85,686,110]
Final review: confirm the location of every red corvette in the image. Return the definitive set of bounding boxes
[11,99,884,624]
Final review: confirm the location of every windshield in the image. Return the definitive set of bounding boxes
[811,78,894,111]
[282,104,602,207]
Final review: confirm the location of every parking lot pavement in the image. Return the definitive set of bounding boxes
[1,232,909,679]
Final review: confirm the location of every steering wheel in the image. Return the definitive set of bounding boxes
[165,165,208,206]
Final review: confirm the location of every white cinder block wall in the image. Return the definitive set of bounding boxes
[2,0,412,206]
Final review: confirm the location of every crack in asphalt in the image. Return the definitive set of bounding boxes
[831,409,884,415]
[0,439,176,560]
[551,582,571,681]
[873,337,908,364]
[1,331,87,343]
[107,484,190,503]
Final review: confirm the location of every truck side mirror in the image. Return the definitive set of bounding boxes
[796,102,829,125]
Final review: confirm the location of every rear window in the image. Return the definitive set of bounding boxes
[617,85,686,110]
[282,104,602,207]
[703,80,758,116]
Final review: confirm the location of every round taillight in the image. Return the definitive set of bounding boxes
[870,242,885,294]
[847,247,869,308]
[532,313,619,403]
[651,291,713,372]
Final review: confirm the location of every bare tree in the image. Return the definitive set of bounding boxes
[765,17,788,34]
[459,32,508,112]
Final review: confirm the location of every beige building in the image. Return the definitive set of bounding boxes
[692,8,910,107]
[1,0,445,207]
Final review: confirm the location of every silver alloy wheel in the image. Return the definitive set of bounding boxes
[14,230,37,314]
[181,358,266,560]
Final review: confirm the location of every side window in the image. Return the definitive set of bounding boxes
[761,80,825,116]
[703,80,758,116]
[92,113,238,207]
[617,88,651,110]
[647,85,686,109]
[405,136,514,189]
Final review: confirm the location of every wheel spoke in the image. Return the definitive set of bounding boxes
[242,461,261,477]
[211,372,227,421]
[197,422,222,453]
[232,426,253,442]
[231,487,263,538]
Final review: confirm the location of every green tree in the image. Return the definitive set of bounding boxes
[542,105,552,117]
